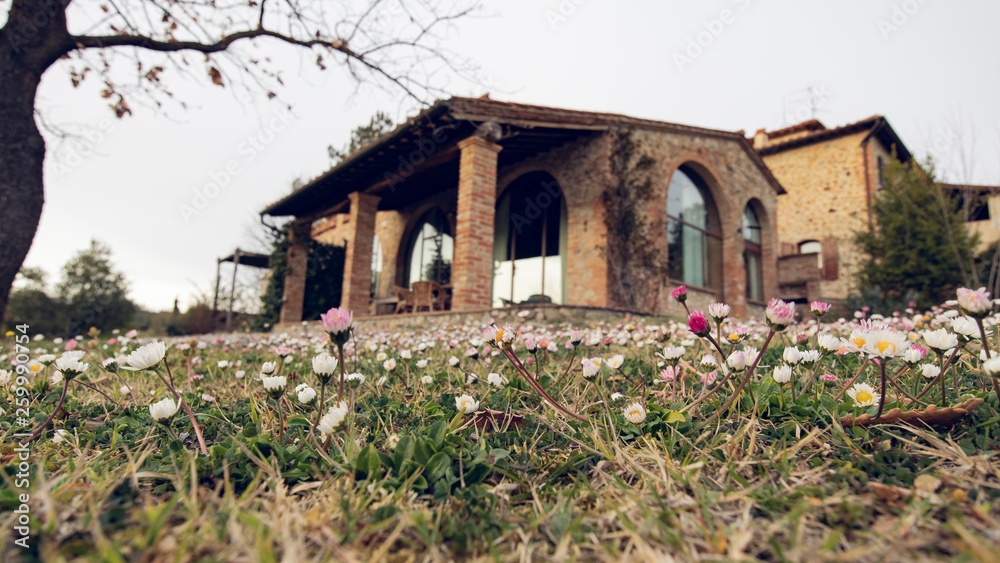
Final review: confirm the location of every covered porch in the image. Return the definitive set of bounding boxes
[261,98,593,324]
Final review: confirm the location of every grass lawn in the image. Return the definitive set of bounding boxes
[2,306,1000,561]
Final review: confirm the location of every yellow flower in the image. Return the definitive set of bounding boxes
[4,331,13,337]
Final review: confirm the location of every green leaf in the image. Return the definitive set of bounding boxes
[414,439,434,466]
[427,421,447,449]
[354,444,382,481]
[464,464,490,485]
[433,478,451,500]
[392,434,415,471]
[665,410,686,424]
[286,416,311,428]
[489,448,509,463]
[424,451,451,483]
[377,451,394,471]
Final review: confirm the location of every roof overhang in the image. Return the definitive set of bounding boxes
[758,115,913,163]
[261,97,787,218]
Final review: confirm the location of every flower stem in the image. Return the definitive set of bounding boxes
[694,329,775,432]
[23,380,70,444]
[834,357,871,400]
[915,346,961,401]
[336,343,346,401]
[314,382,327,434]
[160,359,209,456]
[276,397,286,446]
[72,379,118,406]
[503,348,587,422]
[112,371,140,406]
[554,346,579,388]
[874,360,888,421]
[975,318,999,396]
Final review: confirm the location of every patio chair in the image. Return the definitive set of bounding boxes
[392,285,414,314]
[412,281,436,312]
[429,282,451,311]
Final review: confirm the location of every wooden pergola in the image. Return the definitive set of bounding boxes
[213,249,270,331]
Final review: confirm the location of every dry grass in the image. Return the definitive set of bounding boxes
[2,319,1000,562]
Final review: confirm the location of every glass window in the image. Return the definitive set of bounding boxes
[799,240,822,270]
[405,209,453,286]
[667,166,721,290]
[493,172,566,307]
[371,234,382,297]
[743,205,763,302]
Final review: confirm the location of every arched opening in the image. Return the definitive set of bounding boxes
[667,164,722,291]
[492,171,567,307]
[743,203,764,302]
[371,233,382,297]
[403,208,453,286]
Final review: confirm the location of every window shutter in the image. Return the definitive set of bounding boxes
[821,237,839,280]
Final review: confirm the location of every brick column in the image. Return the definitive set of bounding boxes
[279,220,311,324]
[340,192,381,315]
[452,136,502,311]
[725,214,748,318]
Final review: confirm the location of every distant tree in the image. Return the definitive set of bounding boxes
[2,270,67,336]
[56,240,137,335]
[328,111,395,163]
[853,158,979,308]
[3,241,137,336]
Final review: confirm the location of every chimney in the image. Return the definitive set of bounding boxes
[753,128,769,149]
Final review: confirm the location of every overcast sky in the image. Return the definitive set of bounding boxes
[17,0,1000,311]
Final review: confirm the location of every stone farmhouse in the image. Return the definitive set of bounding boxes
[260,97,786,323]
[259,98,999,324]
[752,117,1000,307]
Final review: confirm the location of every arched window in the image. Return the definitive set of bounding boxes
[667,165,722,291]
[743,204,763,302]
[799,240,822,270]
[493,172,567,307]
[404,208,453,286]
[371,234,382,297]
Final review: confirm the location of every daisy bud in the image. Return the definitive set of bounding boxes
[956,287,992,318]
[810,301,832,317]
[772,364,792,384]
[671,285,687,304]
[708,302,731,323]
[765,299,795,331]
[688,311,711,338]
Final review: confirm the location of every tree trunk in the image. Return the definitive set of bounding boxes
[0,1,72,322]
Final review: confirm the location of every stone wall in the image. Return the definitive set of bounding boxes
[762,131,880,300]
[306,128,781,320]
[497,128,780,319]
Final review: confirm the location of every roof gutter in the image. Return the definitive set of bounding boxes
[861,117,883,228]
